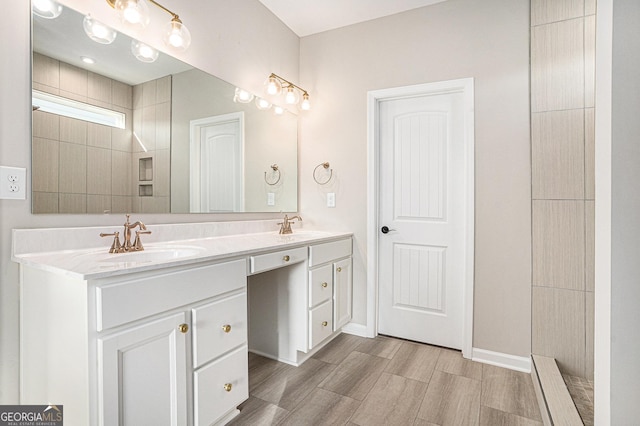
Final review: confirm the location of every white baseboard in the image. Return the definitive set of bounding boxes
[472,348,531,373]
[341,322,371,338]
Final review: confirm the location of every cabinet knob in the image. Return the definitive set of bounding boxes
[336,267,342,273]
[222,324,232,333]
[224,383,233,392]
[321,282,328,288]
[178,324,189,333]
[322,321,328,327]
[283,255,290,262]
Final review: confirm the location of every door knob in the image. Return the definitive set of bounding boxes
[381,226,396,234]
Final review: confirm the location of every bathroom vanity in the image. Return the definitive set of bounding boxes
[13,221,352,426]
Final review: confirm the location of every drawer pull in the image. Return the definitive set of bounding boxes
[224,383,233,392]
[336,267,342,273]
[283,255,290,262]
[322,321,328,327]
[178,323,189,333]
[321,282,328,288]
[222,324,232,333]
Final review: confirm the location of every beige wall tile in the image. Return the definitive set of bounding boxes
[132,107,144,152]
[112,107,132,152]
[140,196,169,214]
[585,291,594,379]
[531,0,584,26]
[32,138,59,192]
[133,84,143,110]
[532,287,586,376]
[32,191,59,214]
[111,196,133,213]
[584,15,596,108]
[585,200,595,292]
[142,79,157,107]
[584,108,595,199]
[87,147,112,195]
[32,53,59,88]
[112,80,132,109]
[155,102,171,149]
[59,62,87,97]
[532,110,584,199]
[59,193,87,214]
[156,76,171,103]
[531,19,584,112]
[533,200,585,290]
[32,82,59,95]
[585,0,596,16]
[87,123,112,149]
[88,72,112,104]
[154,149,170,197]
[58,90,87,103]
[111,150,132,196]
[59,117,87,145]
[32,111,59,140]
[87,194,111,214]
[59,142,87,194]
[141,105,157,151]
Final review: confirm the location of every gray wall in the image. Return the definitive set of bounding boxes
[611,0,640,421]
[0,0,299,403]
[299,0,532,357]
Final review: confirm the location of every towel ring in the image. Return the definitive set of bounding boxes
[264,164,281,186]
[313,162,333,185]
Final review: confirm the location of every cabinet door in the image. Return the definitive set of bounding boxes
[99,312,188,426]
[333,258,353,330]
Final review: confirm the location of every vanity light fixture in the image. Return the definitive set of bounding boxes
[107,0,192,51]
[83,14,117,44]
[131,40,159,62]
[265,73,310,111]
[255,97,272,110]
[234,88,254,104]
[273,106,285,116]
[32,0,63,19]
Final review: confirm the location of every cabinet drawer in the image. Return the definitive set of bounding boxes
[194,345,248,426]
[249,246,307,274]
[309,301,333,349]
[96,259,246,331]
[309,265,333,308]
[192,292,247,368]
[309,238,352,267]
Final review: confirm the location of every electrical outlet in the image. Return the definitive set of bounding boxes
[267,192,275,206]
[0,166,27,200]
[327,192,336,208]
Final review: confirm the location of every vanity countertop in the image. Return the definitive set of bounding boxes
[12,230,352,280]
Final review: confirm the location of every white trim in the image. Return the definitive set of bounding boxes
[341,322,369,338]
[33,90,125,129]
[189,112,245,213]
[472,348,531,373]
[366,78,475,357]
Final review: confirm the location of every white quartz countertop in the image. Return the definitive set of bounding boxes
[12,230,352,280]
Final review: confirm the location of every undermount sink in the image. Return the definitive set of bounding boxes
[74,245,205,265]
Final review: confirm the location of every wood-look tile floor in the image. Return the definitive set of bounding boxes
[229,334,543,426]
[562,374,594,426]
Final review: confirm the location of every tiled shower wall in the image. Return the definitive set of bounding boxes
[530,0,596,378]
[32,53,134,213]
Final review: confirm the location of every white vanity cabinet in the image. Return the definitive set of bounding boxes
[20,258,248,426]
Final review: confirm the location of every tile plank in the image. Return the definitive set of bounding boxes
[385,341,441,383]
[435,348,483,381]
[417,370,481,426]
[481,364,542,421]
[320,351,390,400]
[279,388,360,426]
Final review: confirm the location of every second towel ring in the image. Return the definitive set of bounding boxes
[264,164,281,185]
[313,162,333,185]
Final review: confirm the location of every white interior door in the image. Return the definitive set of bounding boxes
[377,85,471,350]
[190,113,244,213]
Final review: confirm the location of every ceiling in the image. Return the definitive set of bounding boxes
[257,0,447,37]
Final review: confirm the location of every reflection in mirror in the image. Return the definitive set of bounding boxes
[31,3,298,214]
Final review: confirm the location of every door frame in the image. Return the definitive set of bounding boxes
[366,78,475,358]
[189,112,245,213]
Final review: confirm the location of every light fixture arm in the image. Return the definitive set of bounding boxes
[269,73,309,97]
[106,0,181,22]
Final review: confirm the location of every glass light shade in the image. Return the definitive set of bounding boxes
[32,0,63,19]
[83,14,117,44]
[264,76,282,96]
[234,88,254,103]
[163,19,191,51]
[114,0,150,28]
[255,97,272,110]
[273,106,285,116]
[300,93,311,111]
[131,40,158,63]
[284,86,299,105]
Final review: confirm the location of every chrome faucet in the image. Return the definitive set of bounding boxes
[100,214,151,253]
[278,214,302,234]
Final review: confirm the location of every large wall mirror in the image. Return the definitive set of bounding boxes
[31,4,298,214]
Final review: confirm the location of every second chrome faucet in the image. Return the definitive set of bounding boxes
[100,214,151,253]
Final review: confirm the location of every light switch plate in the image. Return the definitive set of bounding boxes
[267,192,275,206]
[327,192,336,208]
[0,166,27,200]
